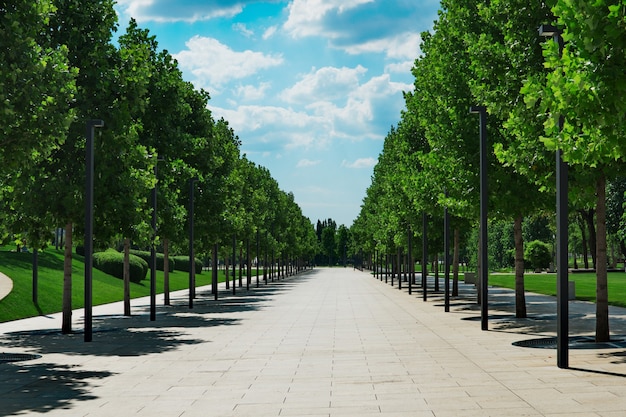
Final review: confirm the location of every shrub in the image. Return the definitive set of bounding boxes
[524,240,552,271]
[172,255,203,274]
[93,249,148,283]
[129,249,175,272]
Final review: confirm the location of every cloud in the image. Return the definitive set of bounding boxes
[116,0,246,22]
[280,65,367,104]
[284,0,374,38]
[173,36,283,87]
[343,32,422,60]
[233,23,254,37]
[262,26,278,40]
[342,158,377,169]
[283,0,432,60]
[296,159,321,168]
[234,83,271,101]
[385,60,415,74]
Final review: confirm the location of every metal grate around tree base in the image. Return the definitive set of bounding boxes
[0,353,42,363]
[513,336,626,350]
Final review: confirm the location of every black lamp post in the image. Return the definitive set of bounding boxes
[539,23,568,369]
[84,119,104,343]
[188,177,197,309]
[149,157,164,321]
[470,105,488,331]
[444,193,450,313]
[422,212,428,301]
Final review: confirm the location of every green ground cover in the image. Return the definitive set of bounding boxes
[487,272,626,308]
[0,247,263,323]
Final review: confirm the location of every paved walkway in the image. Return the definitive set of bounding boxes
[1,268,626,416]
[0,272,12,302]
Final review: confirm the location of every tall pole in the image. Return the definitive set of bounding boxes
[422,212,428,301]
[444,196,450,312]
[408,228,412,295]
[84,119,104,343]
[189,178,196,309]
[470,105,489,330]
[149,159,160,321]
[256,230,260,288]
[539,24,568,369]
[232,234,237,295]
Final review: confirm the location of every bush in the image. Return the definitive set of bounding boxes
[172,255,203,274]
[93,249,148,283]
[524,240,552,271]
[129,249,175,272]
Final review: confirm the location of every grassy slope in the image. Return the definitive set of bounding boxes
[488,272,626,308]
[0,247,254,323]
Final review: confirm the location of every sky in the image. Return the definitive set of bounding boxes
[114,0,441,227]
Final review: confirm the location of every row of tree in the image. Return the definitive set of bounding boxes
[1,1,318,331]
[350,0,626,342]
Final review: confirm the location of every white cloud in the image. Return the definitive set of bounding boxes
[173,36,283,87]
[280,65,367,104]
[342,158,377,169]
[116,0,244,23]
[343,32,421,60]
[297,159,321,168]
[233,23,254,37]
[235,83,271,101]
[284,0,374,38]
[262,26,278,40]
[211,105,323,132]
[385,60,415,74]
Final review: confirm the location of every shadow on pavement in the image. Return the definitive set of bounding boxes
[0,362,114,417]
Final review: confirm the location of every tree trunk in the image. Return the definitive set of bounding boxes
[579,212,589,269]
[62,223,73,334]
[434,254,439,292]
[123,238,131,316]
[452,228,459,296]
[164,239,170,305]
[212,243,219,299]
[225,255,230,289]
[580,209,597,268]
[514,216,527,318]
[596,175,610,342]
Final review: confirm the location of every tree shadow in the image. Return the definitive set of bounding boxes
[0,271,315,358]
[0,362,114,416]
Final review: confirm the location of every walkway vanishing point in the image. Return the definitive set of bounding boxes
[1,267,626,416]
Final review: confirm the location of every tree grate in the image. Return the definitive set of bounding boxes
[513,336,626,350]
[0,353,42,363]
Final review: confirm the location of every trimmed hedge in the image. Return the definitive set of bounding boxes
[172,255,203,274]
[129,249,175,272]
[93,249,148,283]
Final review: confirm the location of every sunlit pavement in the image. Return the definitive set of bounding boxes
[1,267,626,416]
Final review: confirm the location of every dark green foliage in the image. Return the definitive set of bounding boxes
[129,249,175,272]
[524,240,552,271]
[93,249,148,283]
[172,255,202,274]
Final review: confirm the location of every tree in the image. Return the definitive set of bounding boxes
[525,0,626,342]
[0,1,76,174]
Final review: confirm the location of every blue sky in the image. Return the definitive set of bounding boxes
[114,0,440,227]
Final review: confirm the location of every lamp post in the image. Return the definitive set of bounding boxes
[84,119,104,343]
[444,192,450,313]
[188,177,197,309]
[539,23,568,369]
[149,157,164,321]
[470,105,488,331]
[408,227,413,295]
[422,212,428,301]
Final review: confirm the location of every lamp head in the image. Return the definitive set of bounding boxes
[469,106,486,114]
[539,24,559,37]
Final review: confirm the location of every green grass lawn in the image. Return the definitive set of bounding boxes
[0,247,264,323]
[488,271,626,308]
